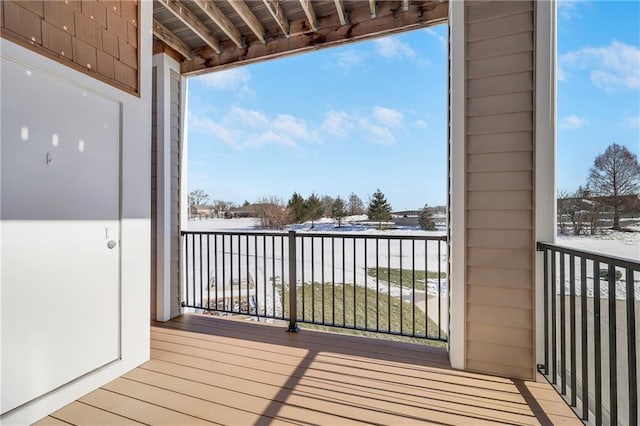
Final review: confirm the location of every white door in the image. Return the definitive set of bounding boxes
[1,58,121,414]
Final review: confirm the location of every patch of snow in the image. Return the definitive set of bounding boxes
[557,229,639,261]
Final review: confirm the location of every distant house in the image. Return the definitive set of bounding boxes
[190,205,219,219]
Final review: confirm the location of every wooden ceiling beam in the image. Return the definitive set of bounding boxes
[157,0,222,54]
[299,0,318,31]
[153,19,192,60]
[183,1,448,75]
[262,0,290,37]
[334,0,348,26]
[228,0,266,43]
[193,0,244,48]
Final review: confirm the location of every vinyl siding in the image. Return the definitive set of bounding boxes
[464,0,535,379]
[170,70,181,319]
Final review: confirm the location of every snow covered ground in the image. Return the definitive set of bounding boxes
[556,227,639,300]
[186,217,639,309]
[557,228,639,261]
[186,217,448,328]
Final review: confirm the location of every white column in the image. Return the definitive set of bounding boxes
[534,0,557,366]
[153,53,181,322]
[448,0,466,370]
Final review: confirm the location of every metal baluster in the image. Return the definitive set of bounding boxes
[580,257,588,420]
[376,239,379,332]
[626,267,637,426]
[412,239,415,337]
[570,254,577,406]
[322,237,325,324]
[560,252,567,395]
[551,250,557,384]
[332,237,335,326]
[593,260,602,426]
[608,264,617,425]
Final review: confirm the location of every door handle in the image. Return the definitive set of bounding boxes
[107,240,117,249]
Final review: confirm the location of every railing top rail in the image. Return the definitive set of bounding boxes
[181,229,447,241]
[537,241,640,270]
[181,230,288,237]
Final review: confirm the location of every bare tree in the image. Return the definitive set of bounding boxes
[211,200,231,218]
[557,187,603,235]
[189,189,209,207]
[347,193,365,215]
[320,195,335,217]
[255,196,291,229]
[587,143,640,230]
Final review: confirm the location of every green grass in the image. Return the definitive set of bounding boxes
[279,282,446,347]
[366,267,446,292]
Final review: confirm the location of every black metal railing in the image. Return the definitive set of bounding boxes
[538,242,639,426]
[181,230,448,342]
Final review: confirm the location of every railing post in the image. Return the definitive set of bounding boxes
[287,230,299,332]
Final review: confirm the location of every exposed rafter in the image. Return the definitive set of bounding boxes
[193,0,244,48]
[369,0,376,18]
[333,0,348,26]
[153,19,192,60]
[403,0,410,11]
[183,1,449,75]
[157,0,221,54]
[227,0,266,43]
[262,0,290,37]
[299,0,318,31]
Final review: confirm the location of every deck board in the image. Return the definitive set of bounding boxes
[38,315,581,425]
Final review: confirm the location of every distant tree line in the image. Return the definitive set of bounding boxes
[558,143,640,235]
[189,187,442,231]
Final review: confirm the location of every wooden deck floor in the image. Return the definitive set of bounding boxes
[36,315,580,425]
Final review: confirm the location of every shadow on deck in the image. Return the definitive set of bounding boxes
[36,314,581,425]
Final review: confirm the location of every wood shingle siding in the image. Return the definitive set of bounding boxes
[464,0,535,379]
[0,0,140,95]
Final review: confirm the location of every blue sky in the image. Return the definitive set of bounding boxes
[556,0,639,193]
[187,1,639,210]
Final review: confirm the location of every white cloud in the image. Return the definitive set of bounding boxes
[335,50,364,71]
[322,111,351,137]
[374,37,415,59]
[358,118,396,145]
[227,107,270,128]
[414,120,429,129]
[624,115,640,129]
[272,114,311,140]
[372,106,404,128]
[560,114,588,129]
[425,28,446,47]
[560,41,640,91]
[189,112,238,148]
[190,107,316,150]
[558,0,583,20]
[194,68,252,92]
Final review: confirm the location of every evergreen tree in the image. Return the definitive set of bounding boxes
[305,193,323,228]
[367,189,392,229]
[287,192,307,223]
[418,204,436,231]
[331,197,347,227]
